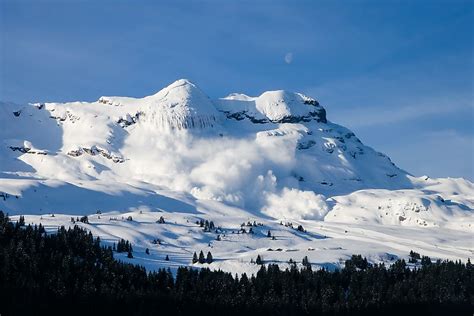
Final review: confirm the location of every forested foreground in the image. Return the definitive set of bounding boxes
[0,212,472,316]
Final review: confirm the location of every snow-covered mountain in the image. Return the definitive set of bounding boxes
[1,79,472,274]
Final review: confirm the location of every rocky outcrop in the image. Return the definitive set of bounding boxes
[117,112,142,128]
[49,110,80,123]
[297,140,316,150]
[9,146,47,155]
[67,146,124,163]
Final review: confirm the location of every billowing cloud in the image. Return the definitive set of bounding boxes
[262,188,329,220]
[123,130,304,212]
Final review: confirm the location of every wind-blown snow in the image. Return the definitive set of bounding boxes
[262,188,329,220]
[1,79,472,274]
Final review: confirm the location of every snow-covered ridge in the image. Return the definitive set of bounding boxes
[96,79,327,129]
[98,79,220,131]
[216,90,326,124]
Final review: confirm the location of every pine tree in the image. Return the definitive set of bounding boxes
[256,255,263,265]
[199,250,206,264]
[206,251,213,264]
[192,252,198,264]
[18,215,25,226]
[127,251,133,258]
[165,255,169,261]
[409,250,421,263]
[117,239,123,252]
[421,256,432,266]
[302,256,311,269]
[267,230,271,238]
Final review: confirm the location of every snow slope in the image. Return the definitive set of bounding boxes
[1,79,472,274]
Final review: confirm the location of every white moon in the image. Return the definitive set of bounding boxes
[284,52,293,64]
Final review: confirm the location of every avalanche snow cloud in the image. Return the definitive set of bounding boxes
[0,79,473,273]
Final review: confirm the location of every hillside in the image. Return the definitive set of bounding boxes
[1,79,472,273]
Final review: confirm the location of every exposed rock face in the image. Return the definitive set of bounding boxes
[67,146,124,163]
[117,112,142,128]
[297,140,316,150]
[9,142,47,155]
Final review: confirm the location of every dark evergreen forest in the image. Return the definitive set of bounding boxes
[0,211,472,316]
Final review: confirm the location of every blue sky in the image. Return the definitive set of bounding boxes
[1,0,473,180]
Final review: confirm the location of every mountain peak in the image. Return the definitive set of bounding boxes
[255,90,325,123]
[162,78,197,90]
[135,79,219,130]
[216,89,326,124]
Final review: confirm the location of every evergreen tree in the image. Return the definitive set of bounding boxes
[256,255,263,265]
[302,256,311,269]
[127,251,133,258]
[165,255,169,261]
[198,250,206,264]
[206,251,213,264]
[421,255,432,266]
[409,250,421,263]
[192,252,198,264]
[345,254,369,270]
[117,239,124,252]
[267,230,271,238]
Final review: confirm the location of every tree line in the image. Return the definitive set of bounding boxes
[0,211,472,315]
